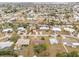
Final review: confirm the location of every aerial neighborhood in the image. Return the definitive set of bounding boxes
[0,2,79,57]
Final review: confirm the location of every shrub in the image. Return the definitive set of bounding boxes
[33,44,47,54]
[56,51,79,57]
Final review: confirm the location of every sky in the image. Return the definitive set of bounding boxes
[0,0,79,2]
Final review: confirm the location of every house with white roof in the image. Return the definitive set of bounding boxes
[2,28,13,33]
[64,28,75,33]
[14,38,30,50]
[17,27,26,36]
[40,26,49,30]
[39,25,49,30]
[51,27,61,32]
[72,43,79,46]
[64,42,79,48]
[63,42,73,47]
[71,42,79,48]
[0,41,14,49]
[63,37,79,48]
[17,27,25,32]
[49,37,58,44]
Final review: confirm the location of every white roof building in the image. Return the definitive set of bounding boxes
[72,43,79,46]
[40,26,49,30]
[17,27,25,31]
[39,25,49,30]
[63,41,79,48]
[2,28,13,33]
[0,41,14,49]
[49,38,58,44]
[64,28,75,33]
[51,27,61,32]
[63,42,73,47]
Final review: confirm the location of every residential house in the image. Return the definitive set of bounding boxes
[0,41,14,49]
[14,38,30,50]
[49,37,58,44]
